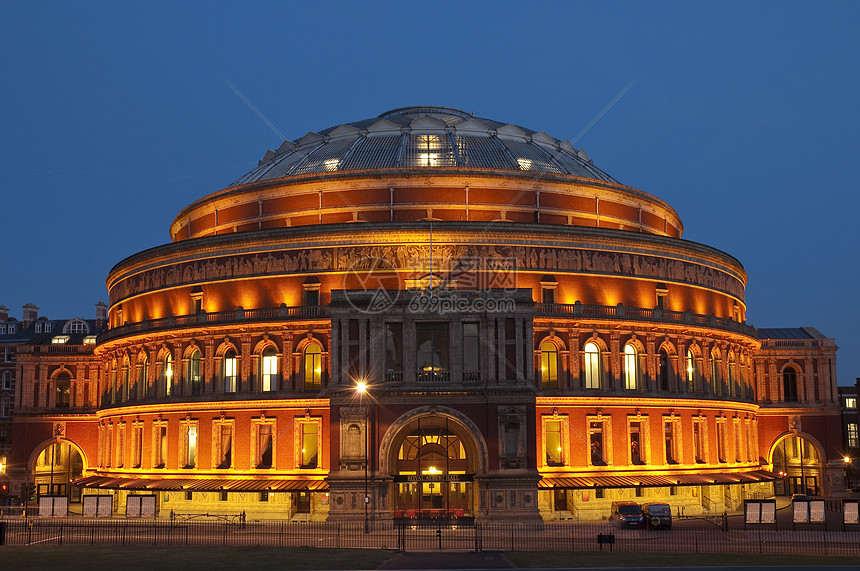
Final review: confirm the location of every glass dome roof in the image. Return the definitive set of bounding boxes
[231,106,618,186]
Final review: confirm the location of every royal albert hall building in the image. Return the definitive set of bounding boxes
[22,106,842,521]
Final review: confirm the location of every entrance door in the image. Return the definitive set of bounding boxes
[554,489,567,511]
[293,491,311,513]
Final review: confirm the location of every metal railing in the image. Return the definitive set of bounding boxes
[536,303,758,337]
[1,518,859,555]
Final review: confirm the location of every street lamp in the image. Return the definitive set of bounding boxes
[355,380,370,533]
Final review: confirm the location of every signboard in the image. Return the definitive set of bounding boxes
[126,495,157,518]
[38,496,68,517]
[393,474,473,483]
[761,501,776,524]
[744,499,776,525]
[140,495,157,517]
[793,501,809,523]
[83,495,113,517]
[809,500,825,523]
[745,501,760,524]
[844,501,859,525]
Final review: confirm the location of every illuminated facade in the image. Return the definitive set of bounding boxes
[3,106,846,519]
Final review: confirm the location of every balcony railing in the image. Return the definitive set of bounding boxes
[98,304,329,343]
[99,301,756,345]
[535,302,758,337]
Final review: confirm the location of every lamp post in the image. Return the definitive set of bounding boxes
[355,380,370,533]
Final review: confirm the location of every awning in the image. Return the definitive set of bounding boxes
[74,475,329,492]
[538,470,778,489]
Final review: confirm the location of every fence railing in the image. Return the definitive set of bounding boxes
[1,519,859,556]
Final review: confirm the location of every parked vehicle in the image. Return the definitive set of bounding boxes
[641,502,672,528]
[609,501,644,528]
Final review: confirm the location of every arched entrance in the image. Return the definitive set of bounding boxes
[384,410,485,518]
[771,434,823,496]
[31,441,85,505]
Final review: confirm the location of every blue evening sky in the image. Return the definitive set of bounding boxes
[2,2,858,384]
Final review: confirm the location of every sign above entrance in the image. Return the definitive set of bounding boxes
[394,474,473,483]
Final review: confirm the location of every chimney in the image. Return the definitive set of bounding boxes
[0,305,8,322]
[95,302,108,328]
[22,304,38,328]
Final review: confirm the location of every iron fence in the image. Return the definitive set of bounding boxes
[1,518,860,556]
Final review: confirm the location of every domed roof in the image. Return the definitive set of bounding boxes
[231,106,618,186]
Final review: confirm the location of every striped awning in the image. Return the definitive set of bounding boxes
[538,470,778,489]
[74,475,329,492]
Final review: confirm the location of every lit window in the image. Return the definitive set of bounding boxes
[51,335,70,344]
[163,354,174,397]
[83,336,97,345]
[324,158,340,171]
[848,423,859,448]
[685,349,697,392]
[517,158,532,170]
[583,342,601,389]
[261,347,278,392]
[256,423,273,468]
[224,349,238,393]
[589,421,607,466]
[845,397,856,409]
[216,424,233,468]
[544,419,565,466]
[182,424,197,468]
[540,342,558,388]
[623,344,638,390]
[188,349,202,395]
[303,343,322,391]
[300,422,319,469]
[664,419,679,464]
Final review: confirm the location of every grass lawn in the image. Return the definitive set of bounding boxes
[4,546,860,569]
[505,550,860,568]
[0,546,398,570]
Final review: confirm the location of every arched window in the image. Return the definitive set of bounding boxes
[63,318,89,335]
[121,362,130,402]
[187,349,202,395]
[162,353,174,397]
[623,343,638,390]
[710,349,723,395]
[685,349,697,393]
[583,342,601,389]
[224,349,238,393]
[137,355,149,400]
[55,372,71,408]
[540,342,558,388]
[783,368,798,402]
[727,354,736,397]
[658,349,671,391]
[260,347,278,392]
[303,342,322,391]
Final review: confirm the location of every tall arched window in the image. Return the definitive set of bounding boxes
[623,343,638,390]
[55,372,71,408]
[260,347,278,392]
[658,349,671,391]
[685,349,696,393]
[540,342,558,388]
[224,349,238,393]
[583,342,601,389]
[710,349,722,395]
[188,349,202,395]
[137,354,149,400]
[727,354,736,397]
[303,342,322,391]
[162,353,174,397]
[121,362,130,402]
[783,368,798,402]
